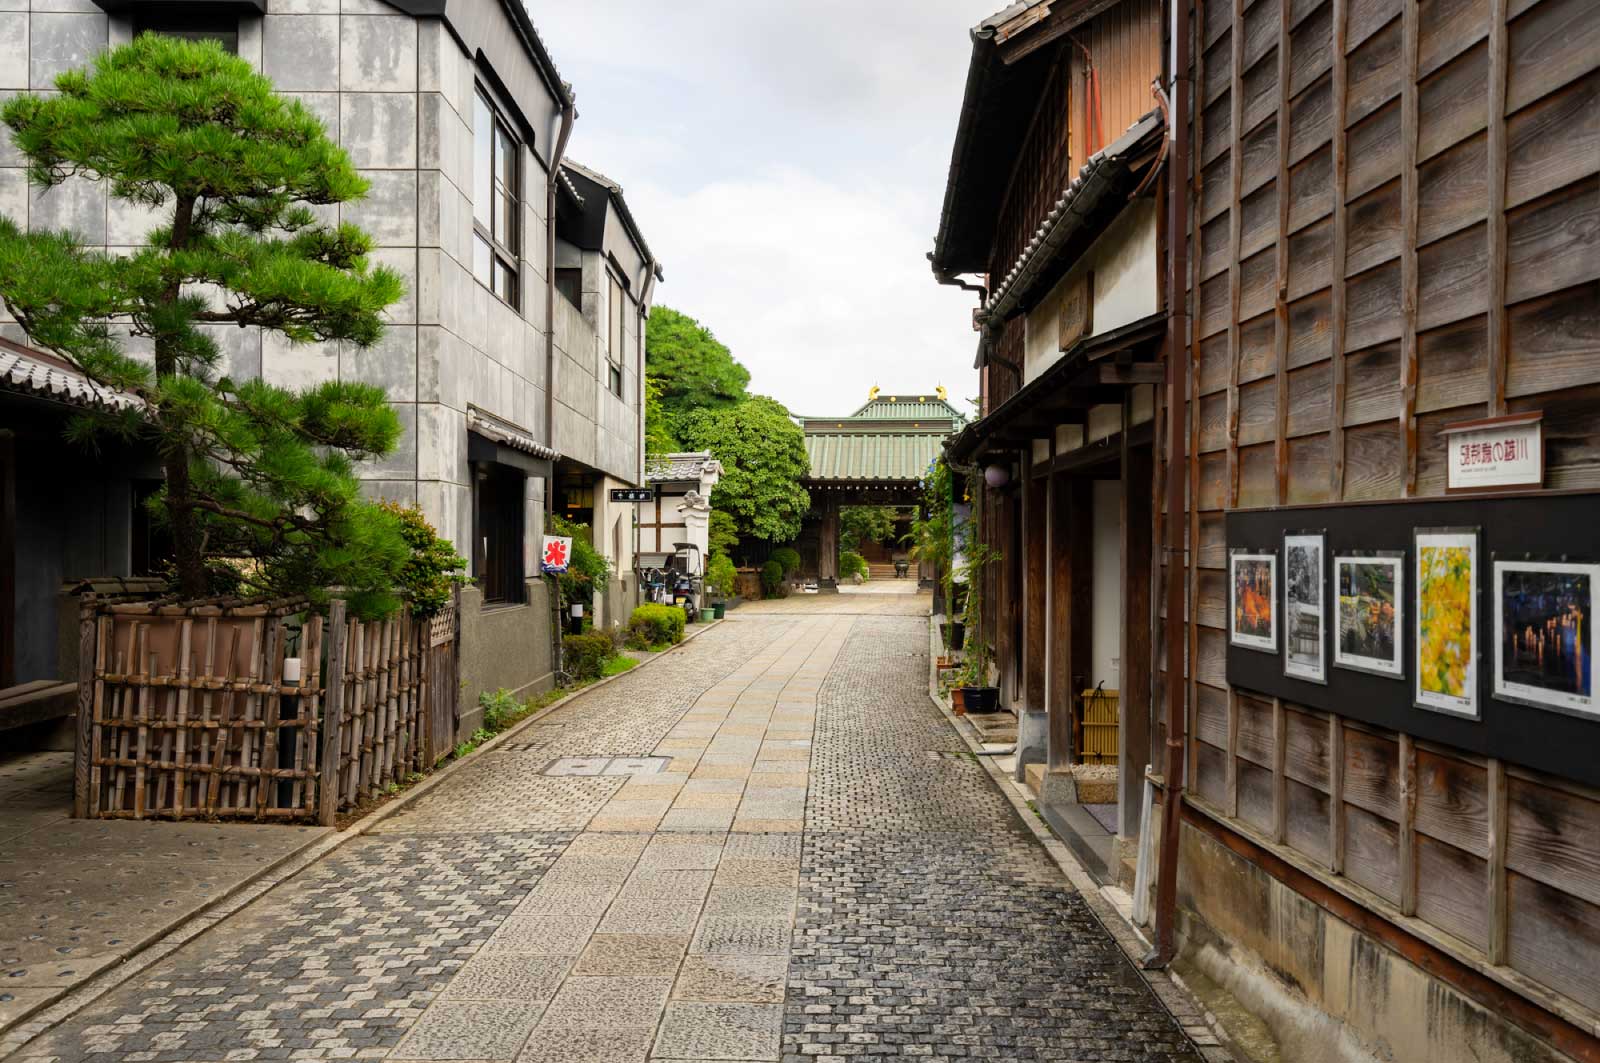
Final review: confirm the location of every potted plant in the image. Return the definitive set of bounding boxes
[954,539,1001,713]
[706,553,737,620]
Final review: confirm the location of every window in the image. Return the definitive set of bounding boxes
[607,273,625,397]
[132,7,240,53]
[474,463,525,604]
[473,89,519,308]
[555,268,582,308]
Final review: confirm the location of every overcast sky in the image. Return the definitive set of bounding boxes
[532,3,990,418]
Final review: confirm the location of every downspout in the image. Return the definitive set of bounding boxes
[545,101,576,515]
[635,257,659,605]
[1150,0,1192,969]
[545,100,575,679]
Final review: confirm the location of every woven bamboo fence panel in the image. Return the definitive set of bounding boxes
[1078,687,1120,765]
[79,593,457,824]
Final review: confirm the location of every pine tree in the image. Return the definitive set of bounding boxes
[0,35,409,615]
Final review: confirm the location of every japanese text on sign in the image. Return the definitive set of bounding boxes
[541,535,572,574]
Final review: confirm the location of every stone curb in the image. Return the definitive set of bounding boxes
[923,616,1243,1063]
[0,618,725,1059]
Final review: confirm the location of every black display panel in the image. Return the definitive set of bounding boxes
[1225,493,1600,787]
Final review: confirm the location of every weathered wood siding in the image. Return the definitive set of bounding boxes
[1168,0,1600,1031]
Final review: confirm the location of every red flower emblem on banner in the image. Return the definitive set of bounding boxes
[542,539,568,569]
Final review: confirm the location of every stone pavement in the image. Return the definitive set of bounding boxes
[0,753,326,1034]
[8,595,1203,1063]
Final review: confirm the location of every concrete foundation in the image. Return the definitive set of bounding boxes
[1176,820,1579,1063]
[1013,708,1048,782]
[457,580,554,737]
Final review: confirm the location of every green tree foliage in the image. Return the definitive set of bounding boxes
[377,501,468,618]
[680,397,811,543]
[705,553,738,600]
[645,305,750,440]
[839,551,869,581]
[770,546,801,577]
[707,509,740,562]
[642,375,677,457]
[0,37,406,612]
[840,506,898,552]
[547,513,610,606]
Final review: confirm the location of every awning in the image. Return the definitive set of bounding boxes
[0,336,142,411]
[947,312,1166,463]
[467,405,555,479]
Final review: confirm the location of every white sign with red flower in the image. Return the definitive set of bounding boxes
[541,535,573,574]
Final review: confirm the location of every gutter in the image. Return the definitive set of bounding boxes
[544,100,576,497]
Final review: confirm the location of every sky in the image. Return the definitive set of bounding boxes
[531,2,992,419]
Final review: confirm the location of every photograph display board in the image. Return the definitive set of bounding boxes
[1226,493,1600,787]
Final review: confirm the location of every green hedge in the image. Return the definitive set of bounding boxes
[626,603,686,649]
[562,632,613,680]
[770,546,801,576]
[760,559,785,597]
[839,551,869,580]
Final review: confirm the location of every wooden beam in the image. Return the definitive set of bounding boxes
[1487,757,1509,963]
[1225,0,1246,508]
[1329,714,1345,874]
[1273,0,1293,505]
[1048,466,1073,769]
[1328,0,1350,501]
[1398,0,1421,496]
[1226,690,1240,818]
[1486,0,1510,416]
[317,600,347,827]
[0,431,12,690]
[1398,732,1418,917]
[1097,363,1168,386]
[998,0,1128,66]
[1023,447,1048,712]
[1272,697,1287,844]
[1119,401,1154,838]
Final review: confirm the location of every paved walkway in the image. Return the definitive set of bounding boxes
[10,596,1200,1063]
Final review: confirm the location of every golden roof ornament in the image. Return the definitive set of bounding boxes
[868,385,880,401]
[936,385,949,402]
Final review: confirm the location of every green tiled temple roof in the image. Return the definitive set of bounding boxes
[804,430,946,482]
[849,394,963,420]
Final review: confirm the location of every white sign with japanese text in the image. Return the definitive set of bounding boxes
[1445,416,1542,491]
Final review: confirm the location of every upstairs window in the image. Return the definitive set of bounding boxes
[607,273,625,397]
[133,7,240,53]
[555,268,582,308]
[473,89,519,308]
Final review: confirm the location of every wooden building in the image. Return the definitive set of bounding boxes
[933,0,1599,1058]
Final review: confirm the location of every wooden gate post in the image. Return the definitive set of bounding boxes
[317,599,347,826]
[72,601,96,818]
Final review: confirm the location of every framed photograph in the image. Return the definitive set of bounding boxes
[1283,532,1327,683]
[1334,553,1403,677]
[1414,528,1480,718]
[1494,559,1597,719]
[1230,549,1278,653]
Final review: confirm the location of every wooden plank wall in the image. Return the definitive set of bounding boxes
[1177,0,1600,1029]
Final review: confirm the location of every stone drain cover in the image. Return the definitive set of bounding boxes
[541,756,671,777]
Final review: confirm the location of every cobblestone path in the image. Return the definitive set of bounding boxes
[12,597,1200,1063]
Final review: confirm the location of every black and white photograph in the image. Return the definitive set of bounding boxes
[1283,533,1326,682]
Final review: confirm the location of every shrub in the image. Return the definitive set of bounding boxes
[478,688,521,732]
[770,546,801,577]
[626,603,686,649]
[760,559,785,597]
[706,553,738,600]
[839,551,869,581]
[562,632,613,681]
[379,501,468,617]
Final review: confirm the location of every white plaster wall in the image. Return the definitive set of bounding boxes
[1022,199,1159,385]
[1091,478,1123,691]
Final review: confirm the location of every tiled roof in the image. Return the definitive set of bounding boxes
[646,452,720,482]
[848,395,962,421]
[466,405,556,460]
[0,342,141,411]
[804,431,945,483]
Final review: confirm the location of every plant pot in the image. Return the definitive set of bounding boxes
[950,687,967,715]
[944,621,965,651]
[959,685,1000,714]
[712,603,726,619]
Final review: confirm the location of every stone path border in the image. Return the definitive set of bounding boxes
[0,620,726,1058]
[924,616,1244,1063]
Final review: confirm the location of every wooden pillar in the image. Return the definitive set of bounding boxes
[1049,475,1092,769]
[1047,466,1070,764]
[1023,450,1047,712]
[0,430,13,689]
[317,600,348,827]
[1119,425,1154,838]
[818,495,839,585]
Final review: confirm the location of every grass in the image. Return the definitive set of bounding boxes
[601,655,637,677]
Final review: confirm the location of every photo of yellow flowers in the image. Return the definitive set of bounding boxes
[1415,529,1478,718]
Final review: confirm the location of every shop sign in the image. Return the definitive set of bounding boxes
[541,535,572,573]
[611,488,655,502]
[1442,412,1542,492]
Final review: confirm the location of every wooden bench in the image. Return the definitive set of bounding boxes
[0,680,78,732]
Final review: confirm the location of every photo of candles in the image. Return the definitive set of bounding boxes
[1495,560,1596,718]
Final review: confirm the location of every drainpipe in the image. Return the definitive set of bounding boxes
[1150,0,1192,970]
[635,257,658,606]
[545,100,575,680]
[545,100,576,516]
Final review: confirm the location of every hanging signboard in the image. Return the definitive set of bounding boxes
[540,535,572,574]
[610,488,655,503]
[1442,411,1542,492]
